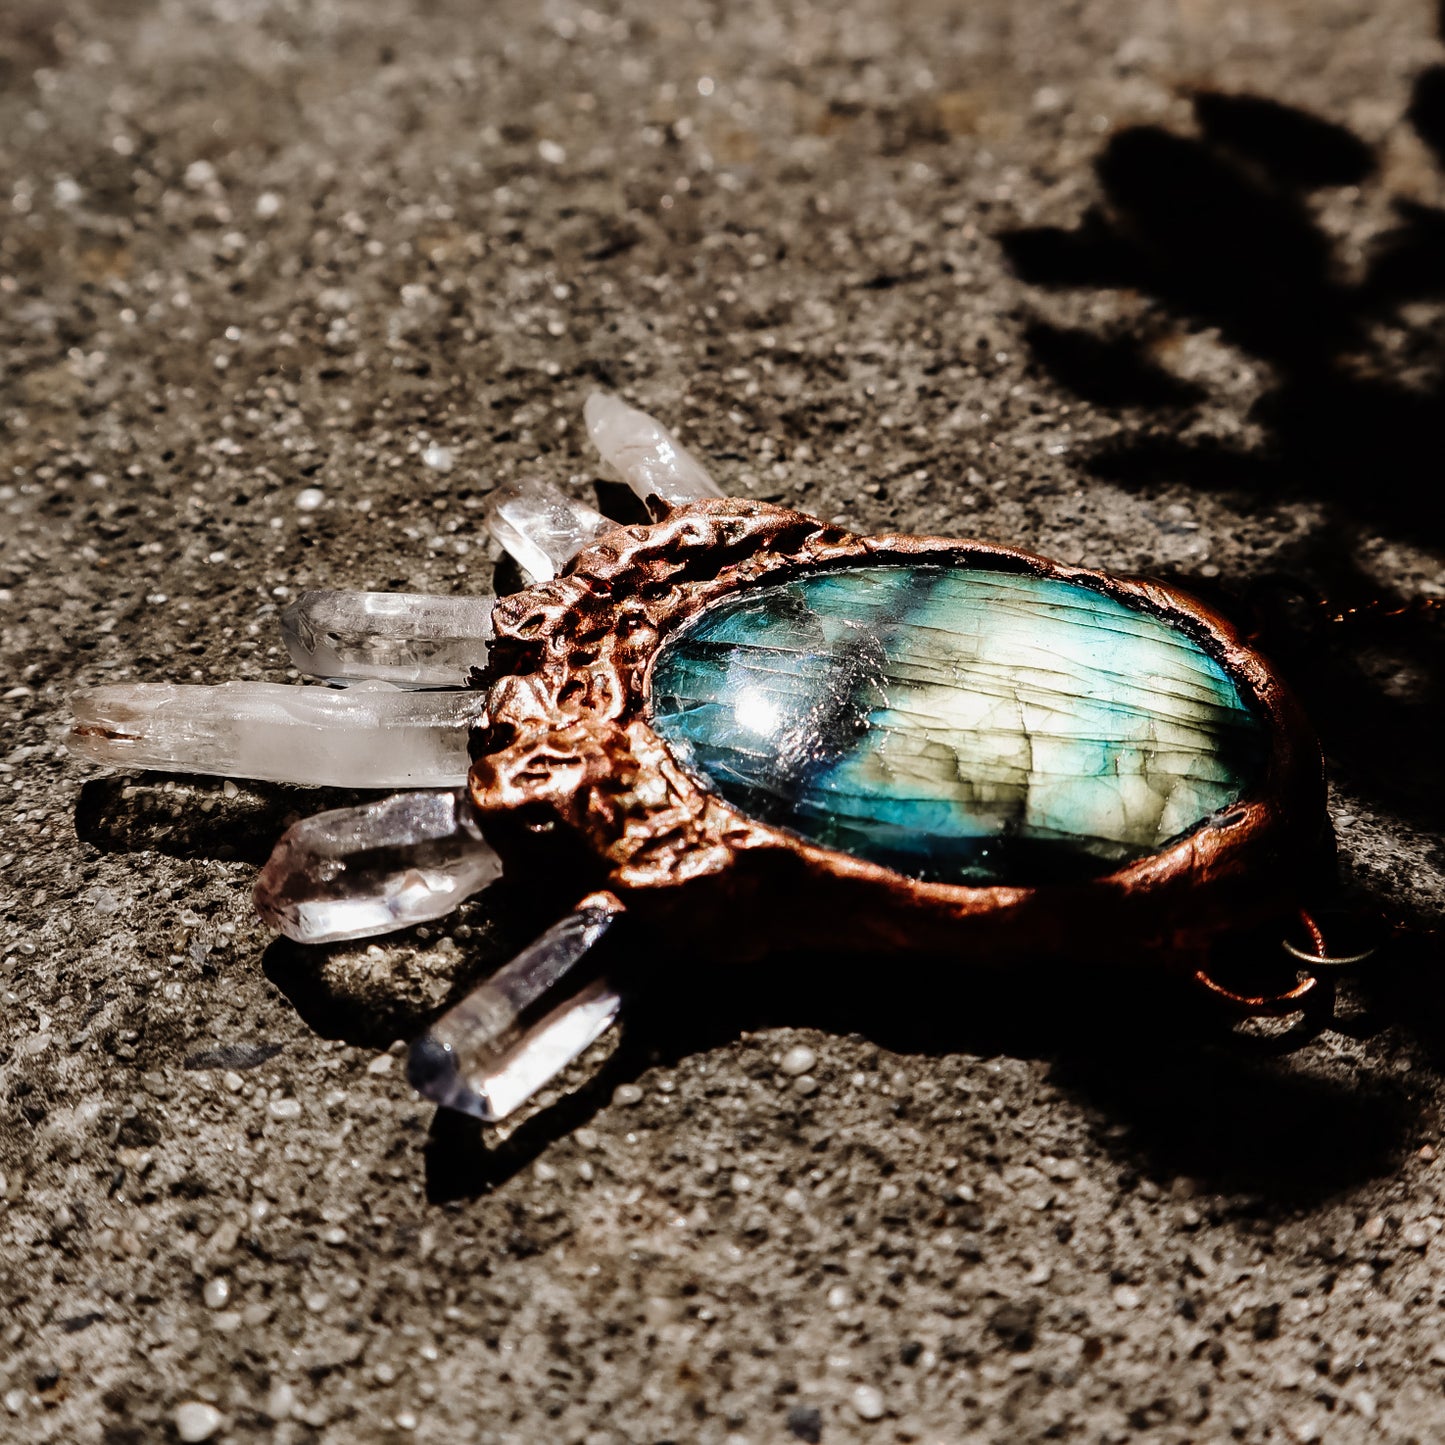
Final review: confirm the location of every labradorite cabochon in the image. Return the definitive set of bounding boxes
[648,562,1267,886]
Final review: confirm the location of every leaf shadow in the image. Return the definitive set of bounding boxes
[998,91,1445,550]
[982,79,1445,1197]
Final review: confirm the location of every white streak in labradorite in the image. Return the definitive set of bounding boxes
[649,565,1266,885]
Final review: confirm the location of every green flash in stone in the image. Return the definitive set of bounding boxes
[648,564,1267,886]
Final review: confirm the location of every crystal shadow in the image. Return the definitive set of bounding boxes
[75,773,372,865]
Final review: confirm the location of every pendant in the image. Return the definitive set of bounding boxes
[71,394,1331,1131]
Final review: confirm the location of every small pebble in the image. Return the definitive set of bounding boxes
[221,780,238,799]
[212,1220,241,1255]
[1362,1215,1386,1241]
[295,488,325,511]
[1112,1284,1142,1310]
[421,445,454,473]
[852,1384,885,1421]
[396,1411,418,1431]
[174,1401,223,1442]
[613,1083,643,1107]
[268,1097,301,1119]
[4,1389,24,1415]
[222,1071,244,1094]
[266,1381,296,1420]
[255,191,281,219]
[202,1277,230,1309]
[779,1045,817,1077]
[793,1074,819,1096]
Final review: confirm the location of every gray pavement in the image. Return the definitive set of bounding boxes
[3,1,1445,1441]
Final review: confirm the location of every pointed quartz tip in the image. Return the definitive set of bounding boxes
[483,477,612,584]
[582,388,625,437]
[277,588,495,688]
[582,390,662,463]
[407,1034,492,1120]
[582,390,722,504]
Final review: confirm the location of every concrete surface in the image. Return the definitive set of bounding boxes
[4,0,1445,1441]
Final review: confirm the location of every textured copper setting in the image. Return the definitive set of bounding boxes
[469,499,1329,973]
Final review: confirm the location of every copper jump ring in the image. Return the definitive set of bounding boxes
[1280,907,1378,968]
[1192,908,1374,1014]
[1192,962,1322,1014]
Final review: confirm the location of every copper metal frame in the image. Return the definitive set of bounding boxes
[469,498,1329,980]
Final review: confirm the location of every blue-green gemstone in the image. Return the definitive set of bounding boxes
[648,564,1266,885]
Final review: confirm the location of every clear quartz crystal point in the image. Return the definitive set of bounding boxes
[483,478,613,583]
[583,390,723,505]
[71,680,482,788]
[408,894,624,1121]
[280,588,495,687]
[253,790,502,944]
[456,977,621,1122]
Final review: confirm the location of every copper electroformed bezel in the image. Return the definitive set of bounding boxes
[468,499,1327,970]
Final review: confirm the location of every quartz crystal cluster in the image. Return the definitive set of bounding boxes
[71,393,716,1121]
